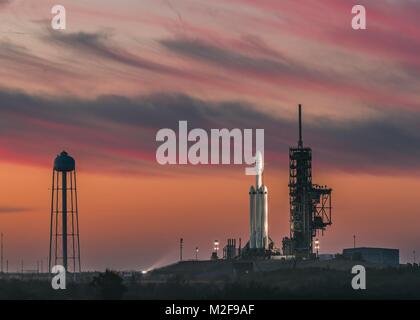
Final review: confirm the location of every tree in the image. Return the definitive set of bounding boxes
[91,269,127,299]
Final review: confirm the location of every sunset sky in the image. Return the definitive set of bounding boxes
[0,0,419,271]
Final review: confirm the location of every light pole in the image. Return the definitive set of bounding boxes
[314,238,320,258]
[180,238,183,261]
[214,240,219,258]
[195,247,199,261]
[1,233,3,274]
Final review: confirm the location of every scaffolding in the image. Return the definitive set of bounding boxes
[283,105,332,259]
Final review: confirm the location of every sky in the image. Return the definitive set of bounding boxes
[0,0,419,271]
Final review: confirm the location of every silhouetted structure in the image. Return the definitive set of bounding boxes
[49,151,81,273]
[343,247,399,267]
[179,238,183,261]
[223,239,237,260]
[1,233,3,273]
[282,105,332,259]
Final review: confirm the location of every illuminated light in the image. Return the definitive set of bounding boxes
[141,270,148,275]
[214,240,220,252]
[314,238,320,251]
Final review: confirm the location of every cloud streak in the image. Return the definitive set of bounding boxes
[160,37,419,109]
[0,206,29,214]
[48,31,193,78]
[0,89,419,174]
[0,1,419,174]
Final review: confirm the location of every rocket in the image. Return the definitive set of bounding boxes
[249,152,269,250]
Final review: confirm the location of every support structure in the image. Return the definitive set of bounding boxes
[49,151,81,273]
[283,105,332,259]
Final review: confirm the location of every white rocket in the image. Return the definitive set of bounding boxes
[249,152,269,250]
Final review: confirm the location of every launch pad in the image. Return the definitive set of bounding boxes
[240,104,332,260]
[172,104,333,263]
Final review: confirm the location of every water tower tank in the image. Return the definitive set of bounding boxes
[54,151,75,172]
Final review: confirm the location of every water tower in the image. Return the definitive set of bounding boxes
[48,151,81,273]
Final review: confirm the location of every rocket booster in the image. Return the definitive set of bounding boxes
[249,186,256,249]
[249,151,269,250]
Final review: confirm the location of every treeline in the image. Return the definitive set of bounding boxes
[0,268,420,299]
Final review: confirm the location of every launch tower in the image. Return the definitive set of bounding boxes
[283,105,332,259]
